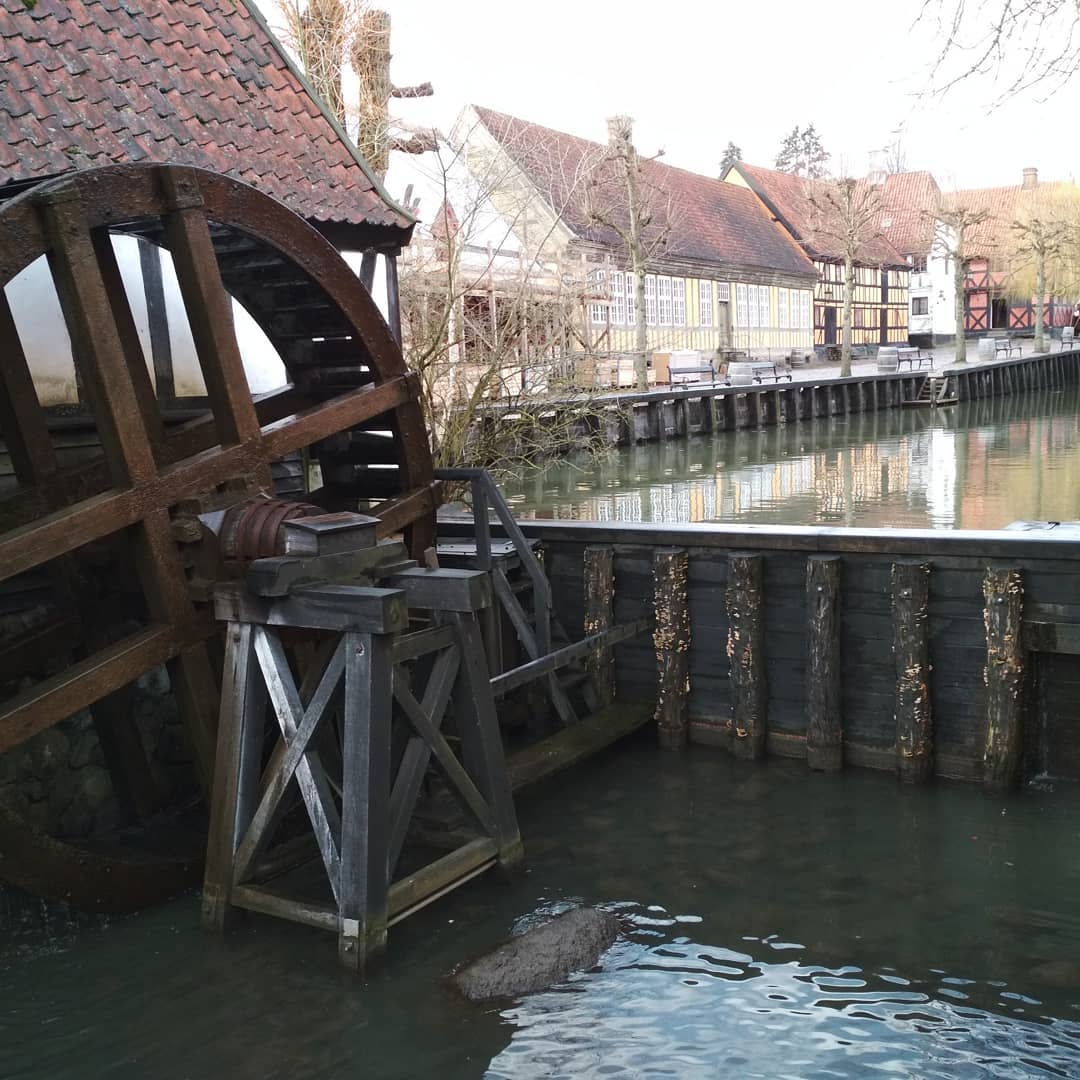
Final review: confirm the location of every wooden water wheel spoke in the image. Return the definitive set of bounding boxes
[37,186,158,487]
[0,162,438,910]
[162,168,262,446]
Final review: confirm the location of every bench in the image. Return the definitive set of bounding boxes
[668,353,717,385]
[749,361,793,383]
[994,340,1021,359]
[897,346,933,370]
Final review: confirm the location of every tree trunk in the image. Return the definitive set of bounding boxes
[953,247,967,363]
[841,253,854,377]
[1034,250,1046,354]
[633,262,648,390]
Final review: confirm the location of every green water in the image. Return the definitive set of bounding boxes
[501,387,1080,530]
[6,390,1080,1078]
[4,740,1080,1078]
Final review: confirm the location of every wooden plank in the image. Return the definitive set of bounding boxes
[584,546,616,707]
[508,702,654,791]
[983,567,1025,793]
[0,625,180,754]
[161,168,261,446]
[139,238,174,403]
[214,583,408,635]
[338,629,393,971]
[805,555,842,771]
[653,548,690,749]
[893,560,933,782]
[727,552,767,758]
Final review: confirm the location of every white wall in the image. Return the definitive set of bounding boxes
[6,236,288,406]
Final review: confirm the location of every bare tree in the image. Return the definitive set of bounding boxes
[807,176,884,376]
[397,126,609,474]
[920,0,1080,102]
[926,196,991,362]
[584,117,677,390]
[279,0,354,124]
[1005,185,1080,352]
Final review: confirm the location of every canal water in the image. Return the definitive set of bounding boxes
[502,387,1080,530]
[6,388,1080,1078]
[3,739,1080,1078]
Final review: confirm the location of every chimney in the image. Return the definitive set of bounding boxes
[606,115,633,149]
[1022,166,1038,190]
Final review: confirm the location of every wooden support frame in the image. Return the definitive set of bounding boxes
[727,552,767,758]
[805,555,842,771]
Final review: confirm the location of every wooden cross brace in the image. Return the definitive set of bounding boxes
[202,578,521,972]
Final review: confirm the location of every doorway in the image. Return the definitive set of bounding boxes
[991,296,1009,330]
[824,305,837,344]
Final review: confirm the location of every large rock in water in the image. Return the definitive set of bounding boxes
[448,907,620,1004]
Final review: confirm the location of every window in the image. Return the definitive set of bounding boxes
[736,283,748,326]
[801,291,811,329]
[699,280,713,327]
[645,275,657,326]
[778,288,788,329]
[612,271,626,325]
[756,285,769,328]
[626,273,637,325]
[658,276,673,325]
[589,269,606,325]
[910,255,927,273]
[673,278,686,326]
[912,296,929,315]
[716,282,731,302]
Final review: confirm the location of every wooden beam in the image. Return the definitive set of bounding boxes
[892,560,933,782]
[653,548,690,749]
[583,546,616,707]
[805,555,842,771]
[727,552,767,758]
[983,567,1025,794]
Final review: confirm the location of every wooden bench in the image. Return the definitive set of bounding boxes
[749,361,793,383]
[994,339,1021,359]
[668,353,718,385]
[897,346,933,370]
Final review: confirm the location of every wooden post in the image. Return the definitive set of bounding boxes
[653,548,690,749]
[892,560,933,782]
[584,547,616,707]
[805,555,842,771]
[727,552,766,758]
[983,567,1025,794]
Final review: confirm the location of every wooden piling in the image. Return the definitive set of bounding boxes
[584,546,616,707]
[805,555,842,771]
[983,566,1025,794]
[653,548,690,749]
[892,560,933,783]
[726,552,767,758]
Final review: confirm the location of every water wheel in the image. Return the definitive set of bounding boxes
[0,163,438,910]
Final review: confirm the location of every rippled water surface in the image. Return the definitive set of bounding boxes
[501,387,1080,529]
[4,742,1080,1078]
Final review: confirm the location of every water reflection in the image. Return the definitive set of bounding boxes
[503,388,1080,530]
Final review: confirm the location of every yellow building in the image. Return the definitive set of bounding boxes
[457,106,819,372]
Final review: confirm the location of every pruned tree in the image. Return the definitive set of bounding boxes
[720,141,743,175]
[925,196,991,362]
[584,116,678,390]
[775,124,830,179]
[807,176,885,376]
[920,0,1080,103]
[397,125,610,474]
[1005,184,1080,352]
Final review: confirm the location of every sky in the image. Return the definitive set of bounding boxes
[258,0,1078,193]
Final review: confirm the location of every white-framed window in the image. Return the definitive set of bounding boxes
[756,285,769,328]
[735,283,748,327]
[658,276,673,325]
[716,282,731,302]
[672,278,686,326]
[589,269,607,325]
[612,271,626,325]
[801,291,811,329]
[699,280,713,327]
[645,274,657,326]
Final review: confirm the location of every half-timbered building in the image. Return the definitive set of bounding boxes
[456,106,819,369]
[723,163,910,348]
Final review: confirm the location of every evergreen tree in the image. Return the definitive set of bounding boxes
[719,141,742,174]
[775,125,830,178]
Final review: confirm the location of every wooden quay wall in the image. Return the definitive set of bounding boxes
[480,349,1080,449]
[441,518,1080,791]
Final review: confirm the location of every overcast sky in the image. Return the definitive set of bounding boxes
[259,0,1077,192]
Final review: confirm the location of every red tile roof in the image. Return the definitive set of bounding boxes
[0,0,410,238]
[952,183,1033,255]
[878,171,940,257]
[732,162,908,268]
[472,107,815,280]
